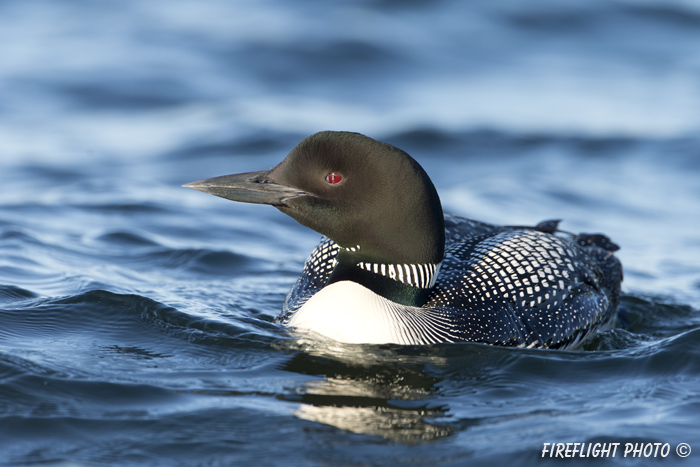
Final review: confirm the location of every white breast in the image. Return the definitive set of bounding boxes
[286,281,454,345]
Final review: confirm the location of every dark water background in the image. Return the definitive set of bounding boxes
[2,0,700,465]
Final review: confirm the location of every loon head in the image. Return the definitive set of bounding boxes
[184,131,445,306]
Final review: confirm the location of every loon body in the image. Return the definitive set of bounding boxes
[184,131,622,349]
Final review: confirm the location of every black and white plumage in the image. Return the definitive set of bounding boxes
[184,131,623,349]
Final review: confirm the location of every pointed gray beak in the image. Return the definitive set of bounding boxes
[183,170,309,206]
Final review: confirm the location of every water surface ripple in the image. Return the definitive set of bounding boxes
[1,0,700,465]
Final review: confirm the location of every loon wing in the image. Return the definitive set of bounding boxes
[428,224,621,348]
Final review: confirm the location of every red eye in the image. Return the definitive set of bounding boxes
[325,172,342,184]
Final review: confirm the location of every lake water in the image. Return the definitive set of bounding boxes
[1,0,700,465]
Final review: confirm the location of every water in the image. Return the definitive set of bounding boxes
[1,0,700,465]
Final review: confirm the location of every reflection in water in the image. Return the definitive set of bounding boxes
[278,339,453,442]
[294,381,452,442]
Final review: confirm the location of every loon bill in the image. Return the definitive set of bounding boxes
[184,131,623,349]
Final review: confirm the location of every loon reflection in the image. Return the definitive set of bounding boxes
[279,341,453,442]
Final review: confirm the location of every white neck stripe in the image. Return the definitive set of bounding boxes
[357,261,441,289]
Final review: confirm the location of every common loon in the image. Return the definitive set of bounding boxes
[184,131,622,349]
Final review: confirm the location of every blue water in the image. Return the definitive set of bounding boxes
[2,0,700,465]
